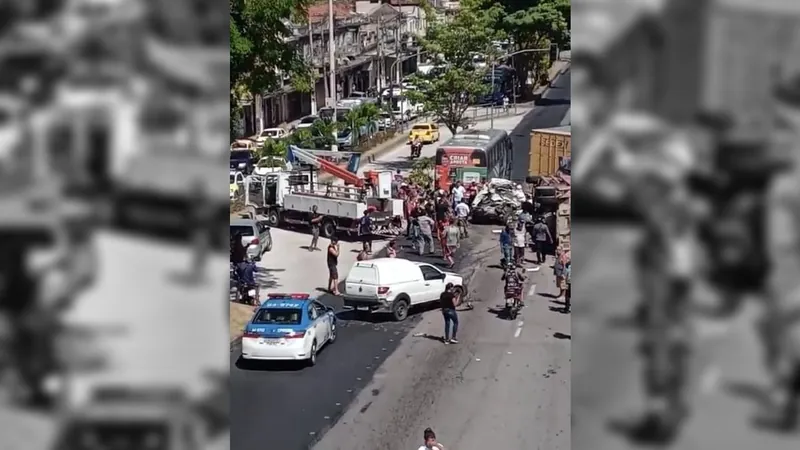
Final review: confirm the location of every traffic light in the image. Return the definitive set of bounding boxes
[549,43,558,62]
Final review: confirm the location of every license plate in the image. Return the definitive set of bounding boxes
[259,339,279,345]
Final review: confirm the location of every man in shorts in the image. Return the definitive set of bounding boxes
[327,237,340,295]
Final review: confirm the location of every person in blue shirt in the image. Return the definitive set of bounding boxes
[499,225,513,267]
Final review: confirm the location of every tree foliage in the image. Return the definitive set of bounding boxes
[502,0,570,88]
[407,0,505,134]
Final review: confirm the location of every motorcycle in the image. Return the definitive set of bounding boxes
[230,261,259,305]
[504,293,521,320]
[410,142,422,158]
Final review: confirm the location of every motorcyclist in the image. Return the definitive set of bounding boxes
[501,262,526,308]
[412,137,422,157]
[230,232,257,304]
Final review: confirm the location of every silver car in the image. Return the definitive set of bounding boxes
[231,218,273,261]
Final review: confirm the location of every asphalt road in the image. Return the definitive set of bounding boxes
[572,224,800,449]
[511,68,571,181]
[312,224,571,450]
[230,230,480,450]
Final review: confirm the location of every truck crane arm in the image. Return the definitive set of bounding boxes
[287,145,364,187]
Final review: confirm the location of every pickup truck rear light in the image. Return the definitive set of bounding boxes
[250,238,259,245]
[284,331,305,339]
[243,331,260,339]
[377,286,389,295]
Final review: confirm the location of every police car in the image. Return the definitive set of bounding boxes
[241,293,337,366]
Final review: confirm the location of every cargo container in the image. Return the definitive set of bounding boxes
[528,126,571,177]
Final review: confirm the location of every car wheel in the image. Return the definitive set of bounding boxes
[307,341,318,366]
[328,322,337,343]
[392,298,409,321]
[264,234,273,252]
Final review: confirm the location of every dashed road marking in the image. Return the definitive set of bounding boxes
[528,284,537,297]
[514,321,524,338]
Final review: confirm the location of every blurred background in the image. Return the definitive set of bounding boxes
[0,0,229,449]
[572,0,800,448]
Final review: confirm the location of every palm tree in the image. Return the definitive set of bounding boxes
[359,103,380,136]
[343,106,368,147]
[258,139,288,167]
[310,118,338,149]
[288,128,315,148]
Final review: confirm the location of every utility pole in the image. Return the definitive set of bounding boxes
[377,15,383,91]
[328,0,338,150]
[309,20,317,115]
[490,62,496,129]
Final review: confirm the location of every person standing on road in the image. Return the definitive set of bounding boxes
[564,258,571,313]
[532,217,553,264]
[327,237,341,295]
[358,210,373,254]
[455,199,470,238]
[451,181,465,212]
[440,283,460,344]
[417,214,436,256]
[500,224,513,266]
[513,221,527,265]
[444,220,459,268]
[418,427,446,450]
[553,247,567,299]
[309,205,323,251]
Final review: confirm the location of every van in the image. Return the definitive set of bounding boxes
[343,258,464,321]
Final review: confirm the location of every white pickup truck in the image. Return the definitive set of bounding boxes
[343,258,465,321]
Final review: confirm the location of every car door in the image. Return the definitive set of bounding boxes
[312,301,331,341]
[257,221,271,252]
[307,304,324,342]
[419,264,446,302]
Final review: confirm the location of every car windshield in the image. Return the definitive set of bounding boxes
[412,125,430,131]
[253,308,302,325]
[230,150,250,162]
[260,129,280,137]
[230,225,254,236]
[379,113,391,118]
[229,174,236,184]
[57,422,170,450]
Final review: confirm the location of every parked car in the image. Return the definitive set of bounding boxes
[241,294,336,366]
[230,217,273,260]
[253,156,291,175]
[230,139,257,151]
[343,258,465,321]
[377,112,395,130]
[230,171,245,200]
[230,149,255,174]
[295,115,318,131]
[253,127,288,144]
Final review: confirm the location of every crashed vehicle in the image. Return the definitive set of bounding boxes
[470,178,528,224]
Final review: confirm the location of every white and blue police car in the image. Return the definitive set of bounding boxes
[241,293,337,366]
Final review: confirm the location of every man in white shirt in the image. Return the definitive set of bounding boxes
[451,181,465,211]
[454,199,470,238]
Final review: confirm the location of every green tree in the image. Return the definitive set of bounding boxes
[408,157,434,187]
[310,119,339,149]
[407,0,505,134]
[230,0,314,140]
[502,0,570,91]
[259,139,288,167]
[343,107,368,146]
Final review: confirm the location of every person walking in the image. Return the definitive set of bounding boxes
[454,199,470,238]
[327,237,341,295]
[440,283,460,344]
[564,258,571,313]
[513,221,527,265]
[553,247,567,299]
[417,214,436,256]
[500,224,513,267]
[418,428,446,450]
[358,210,373,254]
[532,217,554,264]
[444,219,460,268]
[309,205,322,251]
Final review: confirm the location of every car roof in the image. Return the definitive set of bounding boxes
[260,298,313,309]
[353,257,419,270]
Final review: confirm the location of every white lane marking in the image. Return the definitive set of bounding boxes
[700,366,721,394]
[526,266,540,272]
[528,284,537,296]
[492,229,503,234]
[514,321,524,338]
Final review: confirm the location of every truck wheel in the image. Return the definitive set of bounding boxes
[321,219,336,239]
[392,297,410,321]
[266,209,279,227]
